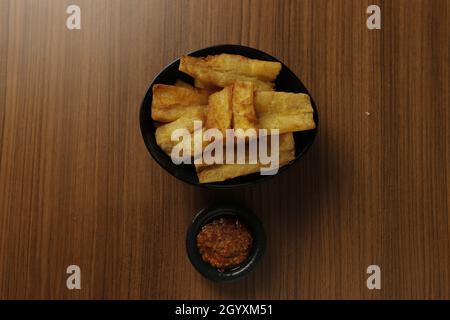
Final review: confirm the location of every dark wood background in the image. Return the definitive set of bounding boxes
[0,0,449,299]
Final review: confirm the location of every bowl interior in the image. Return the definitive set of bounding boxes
[139,44,318,188]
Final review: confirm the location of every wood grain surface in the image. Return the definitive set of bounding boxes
[0,0,449,300]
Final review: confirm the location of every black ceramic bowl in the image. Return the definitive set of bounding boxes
[186,205,266,282]
[140,44,318,188]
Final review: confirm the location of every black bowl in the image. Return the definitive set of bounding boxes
[186,205,266,282]
[140,44,319,189]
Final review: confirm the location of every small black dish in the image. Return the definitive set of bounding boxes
[186,205,266,282]
[140,44,319,188]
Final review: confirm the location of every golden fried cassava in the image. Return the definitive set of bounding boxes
[232,81,258,135]
[151,84,209,122]
[255,91,315,133]
[179,54,281,91]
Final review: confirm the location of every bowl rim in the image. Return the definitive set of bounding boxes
[185,204,266,282]
[139,44,319,189]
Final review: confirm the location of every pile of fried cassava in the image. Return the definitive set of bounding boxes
[151,54,316,183]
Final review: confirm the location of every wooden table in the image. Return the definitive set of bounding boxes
[0,0,449,300]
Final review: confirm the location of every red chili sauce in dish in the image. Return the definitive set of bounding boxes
[196,217,253,270]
